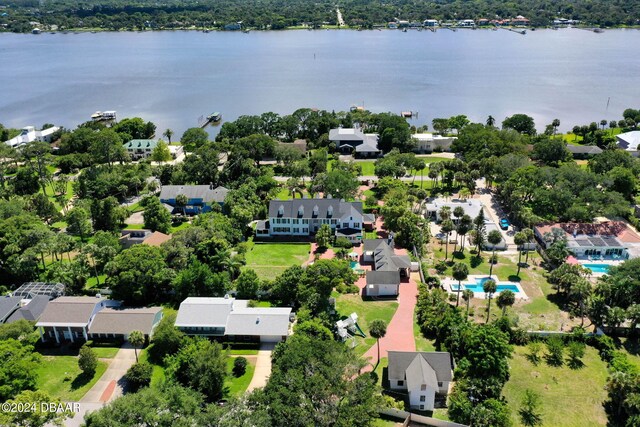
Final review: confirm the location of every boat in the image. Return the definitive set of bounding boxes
[32,28,41,34]
[207,112,222,122]
[91,110,117,121]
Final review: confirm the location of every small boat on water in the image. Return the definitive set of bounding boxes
[207,112,222,122]
[91,111,117,121]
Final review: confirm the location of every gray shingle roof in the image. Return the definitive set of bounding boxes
[567,145,603,155]
[89,307,162,336]
[406,354,439,390]
[269,198,363,219]
[225,308,291,337]
[6,296,50,323]
[175,297,247,328]
[366,270,401,285]
[36,296,110,327]
[388,351,453,383]
[363,239,411,272]
[159,185,229,203]
[0,296,22,323]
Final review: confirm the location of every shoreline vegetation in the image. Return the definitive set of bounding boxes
[5,25,640,34]
[1,0,639,33]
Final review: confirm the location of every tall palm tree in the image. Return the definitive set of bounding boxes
[483,279,497,323]
[163,128,174,144]
[486,115,495,127]
[452,263,469,307]
[570,278,592,327]
[369,319,387,368]
[497,289,516,316]
[462,289,474,317]
[128,330,145,363]
[514,231,527,276]
[487,230,503,277]
[441,220,455,260]
[522,228,535,265]
[452,206,465,255]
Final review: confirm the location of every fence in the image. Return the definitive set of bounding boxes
[379,408,469,427]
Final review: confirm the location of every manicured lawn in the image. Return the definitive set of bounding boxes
[502,345,608,427]
[138,346,166,387]
[414,311,436,352]
[91,345,120,359]
[224,356,256,397]
[335,293,398,356]
[42,180,74,210]
[36,356,107,401]
[123,223,146,230]
[274,187,311,200]
[85,275,107,289]
[244,242,311,279]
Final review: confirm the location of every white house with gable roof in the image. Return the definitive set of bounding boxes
[5,126,60,148]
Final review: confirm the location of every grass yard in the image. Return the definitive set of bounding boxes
[274,187,312,200]
[90,345,120,359]
[36,356,107,401]
[414,311,436,352]
[334,293,398,356]
[502,345,608,427]
[138,346,166,387]
[244,241,310,279]
[224,357,256,397]
[85,275,107,289]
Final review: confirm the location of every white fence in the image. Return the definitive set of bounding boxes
[379,408,469,427]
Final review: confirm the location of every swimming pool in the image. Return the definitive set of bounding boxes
[350,261,360,269]
[582,263,611,274]
[451,282,520,293]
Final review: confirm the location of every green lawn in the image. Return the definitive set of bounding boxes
[36,356,108,401]
[274,187,311,200]
[224,357,256,397]
[90,345,120,358]
[85,275,107,289]
[414,311,436,352]
[502,345,608,427]
[244,241,311,279]
[138,346,166,387]
[42,180,74,210]
[335,293,398,357]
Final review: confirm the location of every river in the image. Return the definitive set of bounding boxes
[1,28,639,137]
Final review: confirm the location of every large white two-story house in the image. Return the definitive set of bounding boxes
[4,126,60,148]
[256,198,372,244]
[329,127,380,158]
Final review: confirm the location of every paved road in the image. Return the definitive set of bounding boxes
[81,343,137,404]
[246,343,276,391]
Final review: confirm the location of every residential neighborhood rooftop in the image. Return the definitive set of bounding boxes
[88,307,163,336]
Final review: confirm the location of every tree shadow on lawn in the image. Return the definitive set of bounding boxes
[71,371,95,390]
[508,275,522,282]
[470,255,484,268]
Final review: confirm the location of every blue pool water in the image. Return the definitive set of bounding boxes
[582,263,611,274]
[451,280,520,293]
[350,261,360,269]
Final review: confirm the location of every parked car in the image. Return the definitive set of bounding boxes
[499,218,510,230]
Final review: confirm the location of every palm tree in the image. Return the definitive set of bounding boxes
[175,193,188,216]
[163,128,174,144]
[486,115,495,127]
[462,289,474,317]
[522,228,535,265]
[551,118,560,136]
[441,220,455,260]
[452,206,465,255]
[452,262,469,307]
[514,231,527,276]
[570,278,592,327]
[369,319,387,367]
[483,279,497,323]
[457,214,472,253]
[128,330,145,363]
[497,289,516,316]
[487,230,503,277]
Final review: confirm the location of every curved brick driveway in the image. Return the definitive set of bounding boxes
[362,272,419,371]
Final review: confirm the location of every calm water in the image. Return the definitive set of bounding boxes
[1,29,639,137]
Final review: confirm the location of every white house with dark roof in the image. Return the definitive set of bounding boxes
[175,297,291,343]
[362,239,411,297]
[36,296,121,343]
[329,128,380,157]
[257,198,365,243]
[387,351,454,411]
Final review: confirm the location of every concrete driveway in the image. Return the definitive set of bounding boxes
[80,343,137,404]
[246,343,276,392]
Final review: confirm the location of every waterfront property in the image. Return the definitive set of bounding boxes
[174,297,292,343]
[87,306,163,341]
[256,198,366,243]
[535,221,640,260]
[36,296,121,343]
[124,139,159,160]
[329,127,380,158]
[445,275,527,300]
[387,351,454,411]
[4,125,60,148]
[411,133,456,153]
[159,184,229,214]
[616,131,640,154]
[362,238,412,297]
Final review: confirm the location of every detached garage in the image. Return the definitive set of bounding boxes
[365,271,401,297]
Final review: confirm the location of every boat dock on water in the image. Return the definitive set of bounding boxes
[199,112,222,128]
[91,111,117,121]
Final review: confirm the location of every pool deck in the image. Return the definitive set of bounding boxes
[576,259,622,277]
[443,274,528,300]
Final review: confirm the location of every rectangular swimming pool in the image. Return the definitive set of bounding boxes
[582,263,611,274]
[451,283,520,293]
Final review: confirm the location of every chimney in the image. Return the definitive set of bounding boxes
[209,182,213,190]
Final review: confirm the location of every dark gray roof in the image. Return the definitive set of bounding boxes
[89,307,162,336]
[566,145,603,155]
[159,185,229,203]
[0,296,22,323]
[363,239,411,271]
[36,297,112,327]
[366,270,401,285]
[6,296,50,323]
[269,198,363,219]
[388,351,453,383]
[336,227,361,236]
[12,282,65,299]
[363,213,376,223]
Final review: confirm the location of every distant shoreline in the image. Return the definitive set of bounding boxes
[5,25,640,35]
